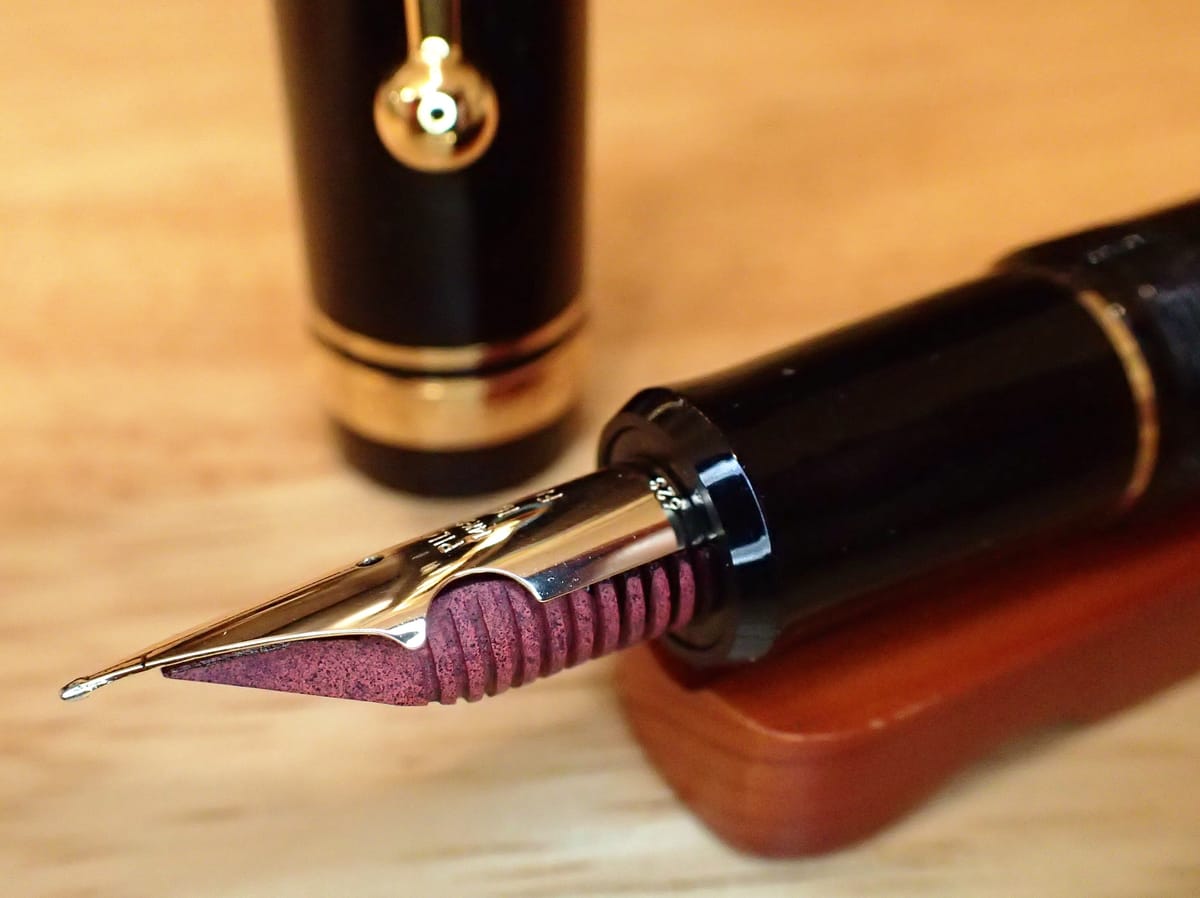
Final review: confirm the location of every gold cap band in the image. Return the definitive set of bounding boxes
[312,303,584,373]
[313,323,585,452]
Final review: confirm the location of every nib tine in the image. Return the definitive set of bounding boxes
[59,674,113,701]
[58,661,146,701]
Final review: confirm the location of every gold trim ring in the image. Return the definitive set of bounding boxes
[312,303,584,373]
[312,310,585,451]
[1075,290,1160,508]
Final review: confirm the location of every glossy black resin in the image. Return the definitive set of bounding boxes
[1003,199,1200,504]
[334,415,577,498]
[604,273,1138,663]
[605,200,1200,666]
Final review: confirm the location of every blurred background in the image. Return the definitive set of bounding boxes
[3,1,1199,895]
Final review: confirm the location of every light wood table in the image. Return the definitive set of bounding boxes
[3,2,1199,895]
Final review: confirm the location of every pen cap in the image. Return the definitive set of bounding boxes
[274,0,587,495]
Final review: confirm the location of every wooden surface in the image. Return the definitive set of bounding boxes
[2,1,1199,895]
[619,510,1200,857]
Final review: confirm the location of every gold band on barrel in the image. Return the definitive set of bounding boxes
[1075,289,1160,508]
[312,307,585,451]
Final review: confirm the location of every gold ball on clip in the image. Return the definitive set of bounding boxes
[373,36,499,173]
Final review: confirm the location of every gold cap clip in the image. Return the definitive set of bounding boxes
[374,0,499,172]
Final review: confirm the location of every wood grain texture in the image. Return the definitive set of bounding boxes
[2,1,1199,895]
[618,509,1200,858]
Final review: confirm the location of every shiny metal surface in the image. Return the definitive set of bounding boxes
[313,326,585,450]
[373,0,499,172]
[1076,289,1160,508]
[60,467,688,700]
[311,302,584,373]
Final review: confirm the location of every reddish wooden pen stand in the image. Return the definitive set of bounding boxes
[615,508,1200,857]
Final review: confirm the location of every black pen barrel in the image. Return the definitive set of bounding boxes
[601,200,1200,665]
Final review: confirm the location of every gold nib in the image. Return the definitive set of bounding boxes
[59,468,687,701]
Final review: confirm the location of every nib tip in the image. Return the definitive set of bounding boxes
[59,660,148,703]
[60,677,100,701]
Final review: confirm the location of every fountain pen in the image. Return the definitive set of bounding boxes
[63,197,1200,706]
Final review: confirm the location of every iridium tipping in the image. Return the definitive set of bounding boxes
[1074,289,1160,508]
